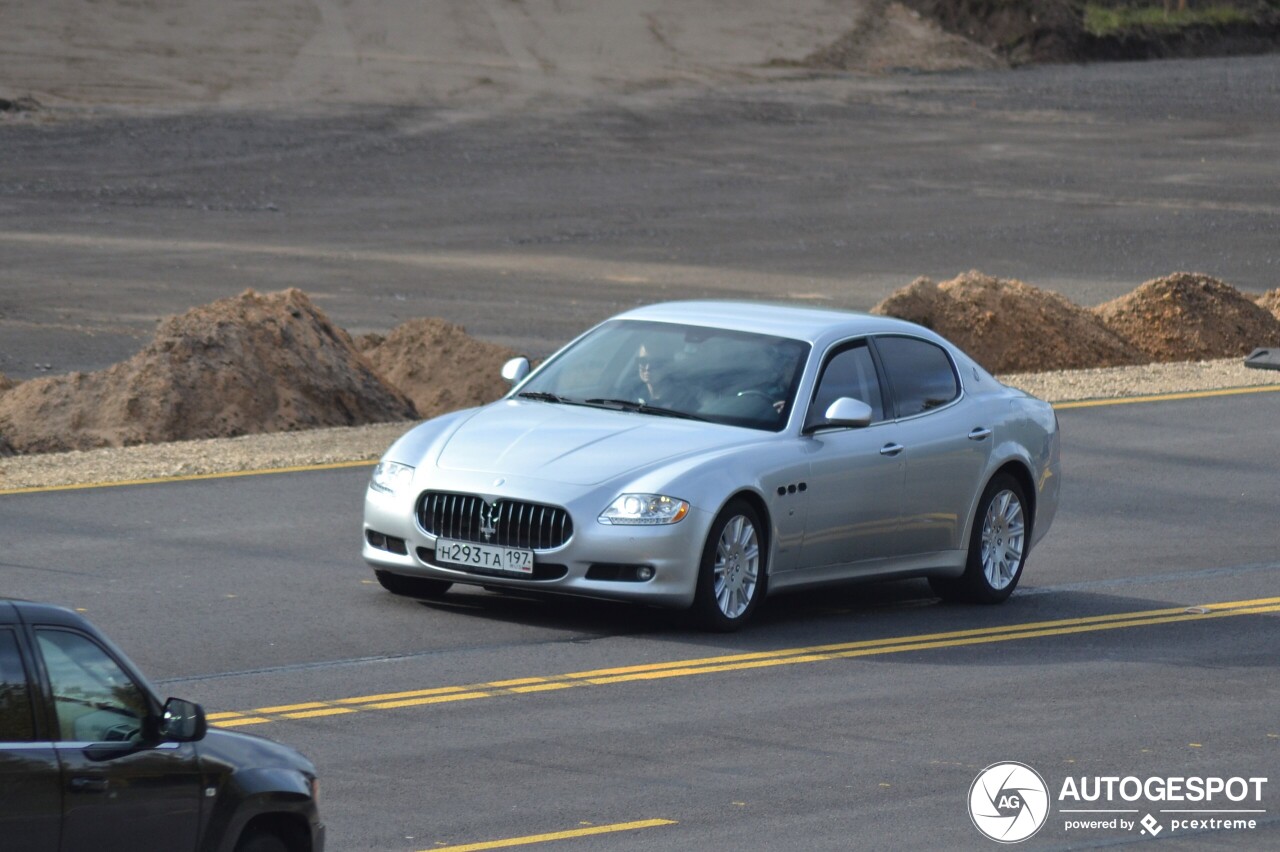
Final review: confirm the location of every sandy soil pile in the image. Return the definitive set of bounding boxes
[358,318,518,420]
[0,289,415,455]
[802,0,1002,73]
[870,271,1145,373]
[1257,289,1280,321]
[873,270,1280,372]
[1095,272,1280,362]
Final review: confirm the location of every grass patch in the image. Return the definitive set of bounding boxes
[1084,3,1253,36]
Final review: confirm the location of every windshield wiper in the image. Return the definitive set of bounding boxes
[583,398,707,421]
[517,391,571,403]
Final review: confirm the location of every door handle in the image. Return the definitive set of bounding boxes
[879,443,904,457]
[70,777,109,793]
[968,427,992,441]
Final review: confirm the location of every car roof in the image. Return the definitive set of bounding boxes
[615,300,936,348]
[0,598,87,628]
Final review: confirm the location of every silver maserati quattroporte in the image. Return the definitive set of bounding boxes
[362,301,1061,630]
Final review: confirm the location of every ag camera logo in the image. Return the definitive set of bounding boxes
[969,762,1050,843]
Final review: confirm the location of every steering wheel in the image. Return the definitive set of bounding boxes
[735,390,774,403]
[103,721,142,742]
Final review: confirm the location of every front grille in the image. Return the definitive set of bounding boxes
[416,491,573,551]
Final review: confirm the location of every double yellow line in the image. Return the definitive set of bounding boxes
[208,595,1280,729]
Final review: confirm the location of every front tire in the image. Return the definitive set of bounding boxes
[375,570,452,600]
[692,499,766,631]
[235,830,289,852]
[931,473,1029,604]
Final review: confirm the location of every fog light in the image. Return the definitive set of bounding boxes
[636,566,655,581]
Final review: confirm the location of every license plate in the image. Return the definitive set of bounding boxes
[434,539,534,574]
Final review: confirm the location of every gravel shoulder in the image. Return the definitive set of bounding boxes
[3,358,1275,492]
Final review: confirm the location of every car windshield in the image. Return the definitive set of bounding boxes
[517,320,810,432]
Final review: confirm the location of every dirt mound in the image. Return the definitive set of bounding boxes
[871,271,1145,372]
[802,1,1003,73]
[0,289,416,455]
[360,317,518,419]
[0,373,15,392]
[1258,289,1280,321]
[1094,272,1280,362]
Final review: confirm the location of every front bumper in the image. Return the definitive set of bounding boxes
[362,474,712,609]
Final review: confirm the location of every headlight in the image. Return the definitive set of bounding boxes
[369,461,415,495]
[598,493,689,525]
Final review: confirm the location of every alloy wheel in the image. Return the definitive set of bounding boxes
[713,514,760,619]
[981,489,1025,590]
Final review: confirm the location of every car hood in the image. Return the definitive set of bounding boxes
[435,400,753,485]
[198,728,317,777]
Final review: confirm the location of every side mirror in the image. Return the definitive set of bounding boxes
[501,357,530,385]
[822,397,873,429]
[159,697,207,743]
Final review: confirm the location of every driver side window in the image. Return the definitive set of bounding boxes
[806,342,885,430]
[36,630,148,743]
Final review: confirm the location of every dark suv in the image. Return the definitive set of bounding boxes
[0,599,324,852]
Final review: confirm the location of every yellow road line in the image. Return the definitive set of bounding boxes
[283,707,355,720]
[336,685,475,705]
[3,385,1277,497]
[0,459,374,496]
[209,596,1280,729]
[1054,384,1280,409]
[365,691,489,710]
[421,819,676,852]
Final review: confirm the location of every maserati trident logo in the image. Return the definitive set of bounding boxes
[968,761,1050,843]
[478,502,501,542]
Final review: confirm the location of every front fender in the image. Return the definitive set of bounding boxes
[204,767,318,852]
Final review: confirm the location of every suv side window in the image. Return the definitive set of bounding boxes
[806,341,885,430]
[875,336,959,417]
[35,630,148,744]
[0,629,36,742]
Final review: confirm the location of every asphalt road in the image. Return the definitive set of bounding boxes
[2,55,1279,381]
[4,390,1277,850]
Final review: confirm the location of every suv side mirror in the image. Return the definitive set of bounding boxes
[159,697,208,742]
[501,357,530,385]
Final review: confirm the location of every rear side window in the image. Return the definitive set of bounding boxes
[0,629,36,742]
[876,336,959,417]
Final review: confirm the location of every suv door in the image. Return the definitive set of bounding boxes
[34,627,204,852]
[0,625,61,852]
[874,336,990,556]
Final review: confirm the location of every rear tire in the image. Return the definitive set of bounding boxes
[375,570,452,600]
[692,499,766,631]
[931,473,1028,604]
